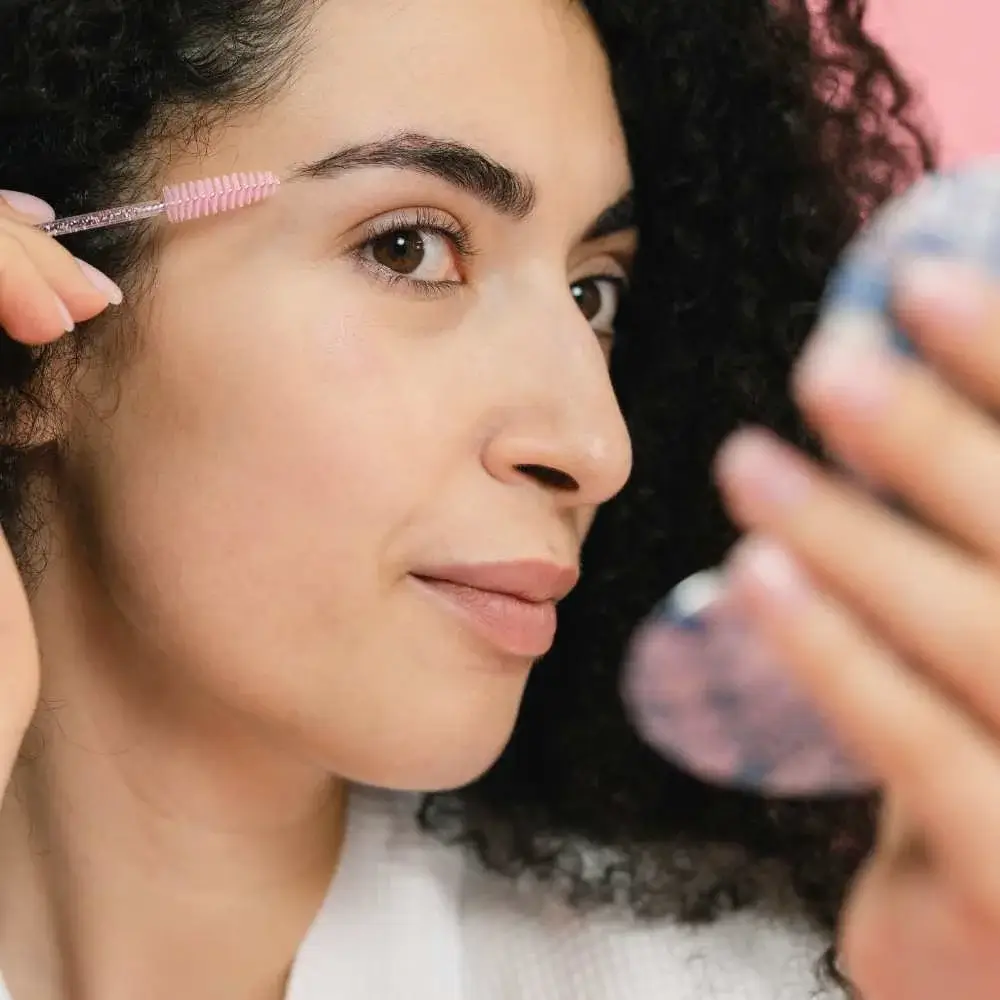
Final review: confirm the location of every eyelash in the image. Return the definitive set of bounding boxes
[349,207,477,299]
[348,208,631,324]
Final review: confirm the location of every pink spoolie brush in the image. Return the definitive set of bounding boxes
[38,171,281,239]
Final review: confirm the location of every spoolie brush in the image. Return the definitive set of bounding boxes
[38,171,281,239]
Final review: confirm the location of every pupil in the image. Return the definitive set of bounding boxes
[373,230,425,275]
[572,280,601,321]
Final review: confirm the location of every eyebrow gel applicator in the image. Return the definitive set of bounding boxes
[37,171,281,239]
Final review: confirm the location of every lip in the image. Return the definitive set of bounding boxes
[410,560,579,658]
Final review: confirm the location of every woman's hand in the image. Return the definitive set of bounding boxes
[0,190,121,792]
[715,260,1000,999]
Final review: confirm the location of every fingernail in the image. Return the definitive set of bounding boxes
[654,568,725,630]
[55,297,75,333]
[0,190,56,223]
[895,258,991,328]
[795,314,894,411]
[729,536,811,607]
[716,430,811,511]
[75,258,123,305]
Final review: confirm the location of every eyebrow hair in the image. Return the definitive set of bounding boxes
[290,131,636,242]
[584,191,635,241]
[290,132,535,219]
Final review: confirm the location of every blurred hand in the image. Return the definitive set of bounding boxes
[716,260,1000,999]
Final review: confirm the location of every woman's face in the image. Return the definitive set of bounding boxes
[52,0,635,790]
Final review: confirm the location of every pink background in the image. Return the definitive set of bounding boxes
[869,0,1000,165]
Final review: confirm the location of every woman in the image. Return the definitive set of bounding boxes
[0,0,969,997]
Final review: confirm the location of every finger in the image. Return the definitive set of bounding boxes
[0,190,124,327]
[0,531,38,789]
[793,302,1000,562]
[891,259,1000,411]
[0,191,56,225]
[0,225,121,346]
[716,428,1000,728]
[728,537,1000,922]
[0,228,76,344]
[0,214,122,315]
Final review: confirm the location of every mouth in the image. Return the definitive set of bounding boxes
[409,560,578,659]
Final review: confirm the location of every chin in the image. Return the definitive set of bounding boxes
[348,733,512,793]
[311,705,518,794]
[281,628,531,793]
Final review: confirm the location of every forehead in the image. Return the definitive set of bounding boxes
[255,0,630,207]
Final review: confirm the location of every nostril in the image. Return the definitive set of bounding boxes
[515,464,579,492]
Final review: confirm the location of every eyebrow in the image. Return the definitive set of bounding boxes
[584,192,634,242]
[290,131,636,241]
[290,132,535,219]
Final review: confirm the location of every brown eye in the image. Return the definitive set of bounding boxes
[571,276,623,332]
[571,279,603,321]
[361,226,461,285]
[371,229,426,275]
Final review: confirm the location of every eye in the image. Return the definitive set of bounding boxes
[357,219,465,291]
[571,276,625,333]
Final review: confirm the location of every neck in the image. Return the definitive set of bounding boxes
[0,543,347,1000]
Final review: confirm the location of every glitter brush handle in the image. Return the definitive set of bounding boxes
[38,171,281,239]
[40,201,168,239]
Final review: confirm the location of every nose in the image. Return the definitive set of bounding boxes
[481,297,633,510]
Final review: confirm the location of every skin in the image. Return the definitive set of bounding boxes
[718,259,1000,999]
[0,1,636,997]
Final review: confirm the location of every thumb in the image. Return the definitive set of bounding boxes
[841,804,1000,1000]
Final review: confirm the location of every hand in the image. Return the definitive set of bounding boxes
[0,190,121,793]
[714,259,1000,999]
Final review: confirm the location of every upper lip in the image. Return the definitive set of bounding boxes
[412,560,580,603]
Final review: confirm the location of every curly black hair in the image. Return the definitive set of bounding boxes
[0,0,931,992]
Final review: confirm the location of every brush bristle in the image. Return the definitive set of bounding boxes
[161,171,281,223]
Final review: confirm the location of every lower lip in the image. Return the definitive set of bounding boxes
[411,576,558,658]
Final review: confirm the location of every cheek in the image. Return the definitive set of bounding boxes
[72,259,459,650]
[62,266,528,789]
[55,253,551,788]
